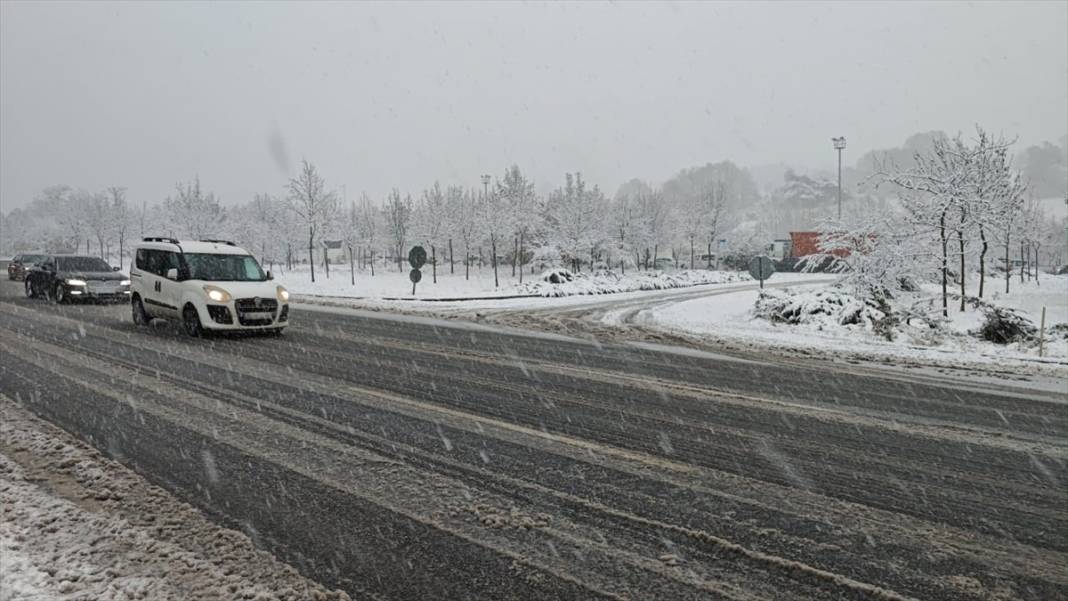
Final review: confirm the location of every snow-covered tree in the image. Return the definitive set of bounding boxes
[543,172,606,272]
[165,176,224,240]
[609,181,648,273]
[495,166,538,281]
[413,182,448,283]
[285,160,338,282]
[870,127,1028,314]
[452,188,480,280]
[383,188,412,272]
[633,187,671,270]
[106,187,130,268]
[357,193,380,276]
[442,185,466,274]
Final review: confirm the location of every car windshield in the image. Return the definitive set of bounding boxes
[20,254,47,264]
[183,253,266,282]
[57,257,112,272]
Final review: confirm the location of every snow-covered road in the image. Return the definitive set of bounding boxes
[2,278,1066,600]
[0,395,349,601]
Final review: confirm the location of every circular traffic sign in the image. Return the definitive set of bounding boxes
[409,268,422,284]
[408,246,427,269]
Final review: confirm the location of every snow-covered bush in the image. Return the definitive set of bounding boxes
[519,270,748,297]
[539,268,574,284]
[753,288,889,328]
[976,306,1037,344]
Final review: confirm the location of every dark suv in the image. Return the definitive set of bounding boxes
[25,255,131,303]
[7,253,48,281]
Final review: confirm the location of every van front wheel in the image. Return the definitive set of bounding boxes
[182,305,203,337]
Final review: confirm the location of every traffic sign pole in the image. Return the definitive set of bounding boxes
[408,246,427,296]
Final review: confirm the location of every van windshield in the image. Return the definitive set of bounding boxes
[183,253,266,282]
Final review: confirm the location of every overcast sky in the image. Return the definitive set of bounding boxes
[2,1,1065,210]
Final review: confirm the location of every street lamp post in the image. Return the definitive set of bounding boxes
[832,136,846,220]
[481,174,491,199]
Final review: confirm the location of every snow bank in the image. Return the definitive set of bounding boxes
[644,276,1068,369]
[517,269,751,298]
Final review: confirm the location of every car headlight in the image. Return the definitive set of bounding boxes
[120,279,131,286]
[66,279,87,286]
[202,285,232,303]
[276,286,290,302]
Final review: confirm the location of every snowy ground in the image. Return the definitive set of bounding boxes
[639,275,1068,369]
[0,395,350,601]
[276,264,754,301]
[290,275,833,324]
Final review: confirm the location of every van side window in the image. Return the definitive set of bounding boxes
[135,249,149,272]
[160,251,180,275]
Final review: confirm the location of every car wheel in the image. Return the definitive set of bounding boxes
[182,305,203,337]
[24,279,35,298]
[132,297,149,326]
[53,284,67,304]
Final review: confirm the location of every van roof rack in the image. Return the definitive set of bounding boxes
[200,239,236,246]
[142,237,180,244]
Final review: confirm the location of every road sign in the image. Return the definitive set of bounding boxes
[409,267,422,295]
[408,246,427,270]
[748,255,775,289]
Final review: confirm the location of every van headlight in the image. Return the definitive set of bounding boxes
[202,285,232,303]
[120,279,131,286]
[66,279,87,286]
[276,286,290,302]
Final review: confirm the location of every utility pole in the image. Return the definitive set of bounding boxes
[832,136,847,220]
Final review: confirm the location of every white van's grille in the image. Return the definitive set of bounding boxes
[234,297,278,326]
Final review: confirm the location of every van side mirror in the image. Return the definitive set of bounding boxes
[112,266,120,271]
[266,270,273,281]
[166,268,178,280]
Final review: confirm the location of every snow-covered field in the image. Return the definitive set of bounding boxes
[277,265,754,301]
[641,275,1068,367]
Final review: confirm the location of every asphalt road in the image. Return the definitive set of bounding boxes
[1,277,1065,600]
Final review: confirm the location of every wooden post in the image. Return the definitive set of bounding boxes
[1039,306,1047,357]
[432,245,437,284]
[491,236,498,288]
[449,238,454,274]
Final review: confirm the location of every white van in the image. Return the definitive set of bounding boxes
[130,238,290,336]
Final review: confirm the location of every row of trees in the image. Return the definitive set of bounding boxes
[3,134,1062,295]
[815,127,1062,316]
[3,159,768,287]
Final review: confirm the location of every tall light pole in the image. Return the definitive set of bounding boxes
[480,174,491,199]
[832,136,846,220]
